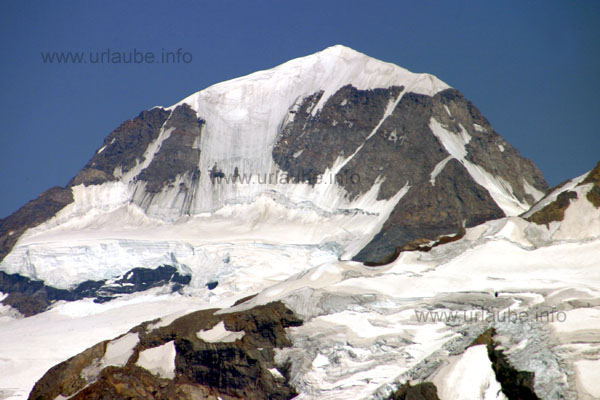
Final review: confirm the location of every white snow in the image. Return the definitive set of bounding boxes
[102,332,138,367]
[523,171,589,218]
[574,360,600,398]
[432,345,506,400]
[153,44,448,221]
[0,46,445,288]
[443,105,452,118]
[552,184,600,241]
[269,368,285,379]
[0,292,210,399]
[429,119,470,160]
[429,118,530,215]
[175,45,448,117]
[473,123,486,132]
[196,321,245,343]
[136,341,176,379]
[293,149,304,158]
[429,155,453,186]
[116,126,174,182]
[312,354,330,368]
[522,179,545,202]
[96,145,106,154]
[2,212,600,398]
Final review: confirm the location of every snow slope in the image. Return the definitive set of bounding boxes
[1,209,599,399]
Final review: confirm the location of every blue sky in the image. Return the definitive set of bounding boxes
[0,1,598,218]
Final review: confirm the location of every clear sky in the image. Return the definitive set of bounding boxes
[0,1,598,218]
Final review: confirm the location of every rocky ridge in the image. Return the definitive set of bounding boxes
[29,301,301,400]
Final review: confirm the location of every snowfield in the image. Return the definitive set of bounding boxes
[1,212,599,399]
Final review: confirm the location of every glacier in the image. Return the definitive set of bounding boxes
[2,211,599,399]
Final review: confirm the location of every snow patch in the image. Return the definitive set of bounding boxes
[312,354,330,368]
[523,171,589,218]
[196,321,245,343]
[443,105,452,118]
[102,332,139,367]
[574,360,600,398]
[429,118,530,215]
[269,368,285,379]
[116,125,174,182]
[293,149,304,158]
[553,184,600,241]
[432,345,506,400]
[429,155,453,186]
[136,341,176,379]
[522,179,545,202]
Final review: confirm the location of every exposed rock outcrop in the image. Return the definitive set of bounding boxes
[0,107,171,264]
[582,161,600,208]
[527,159,600,224]
[69,107,171,187]
[274,85,546,262]
[471,328,540,400]
[0,265,190,316]
[527,190,578,226]
[0,186,73,263]
[29,301,302,400]
[136,104,204,195]
[387,382,440,400]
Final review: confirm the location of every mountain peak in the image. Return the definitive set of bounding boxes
[1,45,548,280]
[172,45,451,116]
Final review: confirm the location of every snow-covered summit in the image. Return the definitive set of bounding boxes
[173,44,450,115]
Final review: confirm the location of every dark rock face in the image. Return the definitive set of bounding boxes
[527,160,600,224]
[587,185,600,208]
[29,301,302,400]
[0,265,190,316]
[357,159,504,263]
[388,382,440,400]
[441,90,547,206]
[470,328,540,400]
[136,104,204,196]
[581,160,600,186]
[0,107,172,264]
[69,107,170,186]
[274,85,547,262]
[0,186,73,263]
[273,85,406,192]
[364,226,466,267]
[28,341,109,400]
[527,191,578,226]
[581,160,600,208]
[0,105,203,309]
